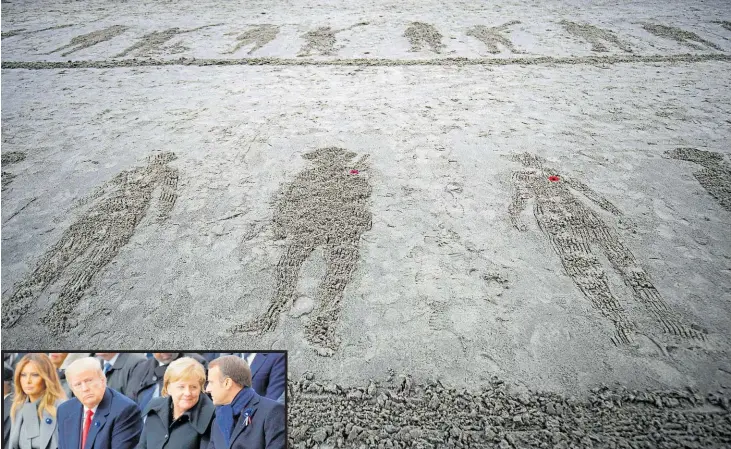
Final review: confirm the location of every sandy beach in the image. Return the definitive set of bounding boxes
[2,0,730,446]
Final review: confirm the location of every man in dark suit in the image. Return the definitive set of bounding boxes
[127,353,207,411]
[206,355,285,449]
[3,363,13,449]
[95,353,146,397]
[57,357,142,449]
[223,353,285,401]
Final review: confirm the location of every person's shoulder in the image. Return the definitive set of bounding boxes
[57,397,81,412]
[257,395,284,414]
[142,396,168,417]
[109,388,137,409]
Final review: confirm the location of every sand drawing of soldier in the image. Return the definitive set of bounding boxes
[664,148,731,212]
[1,152,179,335]
[508,152,704,345]
[233,147,372,355]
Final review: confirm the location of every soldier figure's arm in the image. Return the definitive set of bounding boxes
[509,172,533,231]
[565,177,622,216]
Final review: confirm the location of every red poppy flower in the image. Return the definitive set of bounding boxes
[349,169,359,175]
[548,175,560,182]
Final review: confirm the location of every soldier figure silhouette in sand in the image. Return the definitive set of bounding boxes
[509,152,704,345]
[1,152,179,335]
[234,147,372,355]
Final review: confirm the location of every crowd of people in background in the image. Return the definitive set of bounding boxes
[2,352,286,449]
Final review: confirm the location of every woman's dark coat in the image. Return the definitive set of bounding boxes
[136,393,214,449]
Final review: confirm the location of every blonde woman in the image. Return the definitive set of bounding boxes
[137,357,214,449]
[9,354,67,449]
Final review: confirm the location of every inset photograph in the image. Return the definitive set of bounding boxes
[2,351,286,449]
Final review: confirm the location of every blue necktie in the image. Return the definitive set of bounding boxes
[103,362,112,374]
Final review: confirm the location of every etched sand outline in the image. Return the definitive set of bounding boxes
[404,22,445,54]
[297,22,368,57]
[114,24,222,58]
[225,24,280,55]
[560,20,632,53]
[47,25,128,57]
[642,23,721,50]
[665,148,731,212]
[466,21,523,54]
[508,152,704,345]
[1,152,179,335]
[232,147,372,355]
[1,24,74,39]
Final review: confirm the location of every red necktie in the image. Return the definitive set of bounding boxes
[81,410,94,449]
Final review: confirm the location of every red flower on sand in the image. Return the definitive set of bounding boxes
[548,175,560,182]
[349,169,359,175]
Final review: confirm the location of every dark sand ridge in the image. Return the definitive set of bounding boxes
[560,20,633,53]
[665,148,731,212]
[288,373,731,448]
[508,152,705,345]
[3,53,731,70]
[643,23,722,51]
[467,21,523,54]
[233,147,372,356]
[404,22,445,53]
[715,21,731,33]
[0,153,179,335]
[1,172,17,190]
[1,151,27,165]
[224,24,280,55]
[1,151,26,191]
[46,25,129,57]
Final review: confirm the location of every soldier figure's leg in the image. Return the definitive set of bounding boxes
[548,231,636,345]
[233,239,312,334]
[41,240,119,335]
[304,241,360,351]
[596,226,705,340]
[1,217,99,328]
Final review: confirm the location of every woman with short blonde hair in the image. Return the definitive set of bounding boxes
[9,353,67,449]
[161,356,206,397]
[137,357,214,449]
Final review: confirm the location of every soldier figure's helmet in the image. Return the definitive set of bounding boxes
[302,147,358,164]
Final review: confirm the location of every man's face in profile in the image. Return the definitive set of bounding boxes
[205,366,229,406]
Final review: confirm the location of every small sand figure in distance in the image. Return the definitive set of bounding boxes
[233,147,372,355]
[509,152,704,345]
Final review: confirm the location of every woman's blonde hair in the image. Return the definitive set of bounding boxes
[161,357,206,396]
[11,354,67,421]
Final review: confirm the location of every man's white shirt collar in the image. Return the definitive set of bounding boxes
[107,354,120,366]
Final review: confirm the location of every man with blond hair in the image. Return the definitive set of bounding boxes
[206,355,285,449]
[57,357,142,449]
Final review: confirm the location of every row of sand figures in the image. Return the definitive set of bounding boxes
[1,147,729,354]
[2,20,730,58]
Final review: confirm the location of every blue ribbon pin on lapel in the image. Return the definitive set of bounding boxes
[45,418,52,424]
[95,421,100,427]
